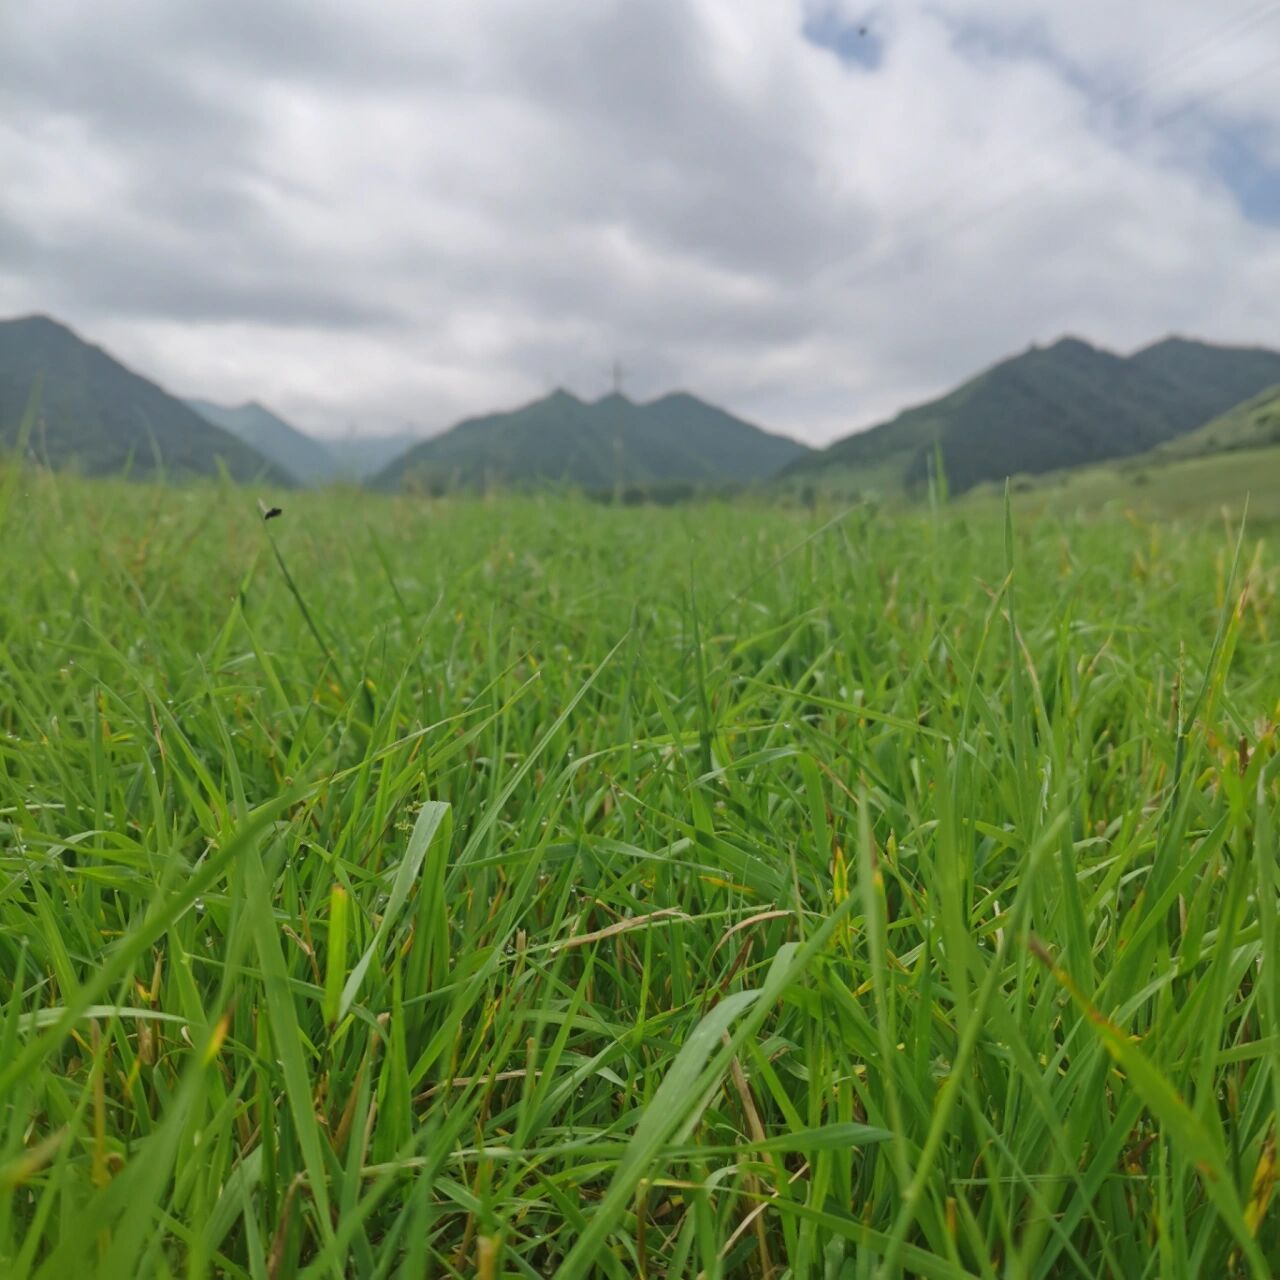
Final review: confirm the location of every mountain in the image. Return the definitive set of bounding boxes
[186,398,337,485]
[966,384,1280,523]
[186,402,426,484]
[1148,384,1280,460]
[788,336,1280,496]
[322,432,424,481]
[0,315,287,483]
[1129,337,1280,411]
[375,389,809,493]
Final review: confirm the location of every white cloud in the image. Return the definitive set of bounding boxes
[2,0,1278,443]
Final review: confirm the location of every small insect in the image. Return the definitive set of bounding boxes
[258,500,283,521]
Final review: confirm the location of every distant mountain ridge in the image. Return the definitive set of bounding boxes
[318,431,424,481]
[789,335,1280,495]
[0,315,287,483]
[187,399,423,484]
[2,312,806,493]
[8,312,1280,498]
[186,398,338,485]
[375,388,810,492]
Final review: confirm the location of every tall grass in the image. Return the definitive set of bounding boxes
[0,468,1276,1277]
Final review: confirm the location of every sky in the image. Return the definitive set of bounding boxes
[3,0,1280,445]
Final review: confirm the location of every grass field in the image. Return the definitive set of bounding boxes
[1,467,1278,1278]
[976,444,1280,528]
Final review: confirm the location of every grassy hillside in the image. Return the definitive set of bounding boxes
[1149,385,1280,460]
[1,470,1277,1276]
[790,335,1280,497]
[964,389,1280,525]
[187,399,338,486]
[0,316,288,483]
[967,442,1280,526]
[376,388,809,492]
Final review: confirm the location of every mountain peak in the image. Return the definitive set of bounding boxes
[0,316,290,483]
[185,397,342,484]
[791,330,1280,496]
[1135,333,1274,358]
[545,387,582,406]
[3,313,82,344]
[6,312,71,330]
[1043,335,1100,356]
[1137,333,1203,354]
[376,385,807,491]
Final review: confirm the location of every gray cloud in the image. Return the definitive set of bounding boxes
[2,0,1279,442]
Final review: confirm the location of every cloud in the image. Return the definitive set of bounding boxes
[2,0,1279,442]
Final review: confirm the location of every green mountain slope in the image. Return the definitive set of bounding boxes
[971,440,1280,526]
[187,398,337,485]
[962,384,1280,524]
[789,336,1280,496]
[0,315,288,483]
[375,388,808,492]
[1129,336,1280,410]
[187,402,423,484]
[1145,384,1280,460]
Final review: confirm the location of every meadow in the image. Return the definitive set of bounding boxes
[990,445,1280,527]
[0,467,1277,1278]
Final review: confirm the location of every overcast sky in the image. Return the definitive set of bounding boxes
[3,1,1280,444]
